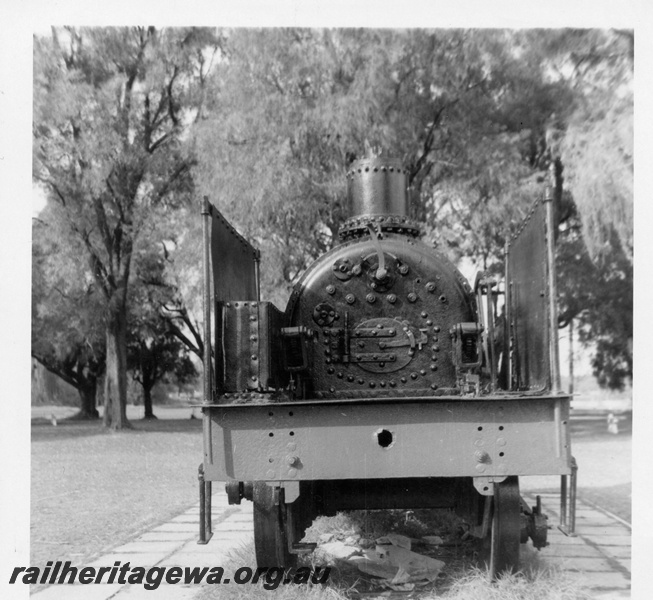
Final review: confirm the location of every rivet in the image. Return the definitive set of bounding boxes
[370,282,377,290]
[251,376,257,381]
[411,372,418,380]
[407,293,417,303]
[389,381,397,387]
[430,383,438,390]
[327,367,335,374]
[326,284,336,295]
[426,281,436,292]
[387,294,397,304]
[475,450,490,463]
[250,315,257,321]
[337,372,344,378]
[346,294,356,304]
[421,311,428,318]
[398,265,409,275]
[439,295,447,303]
[431,364,437,371]
[369,382,376,388]
[358,378,364,384]
[250,335,257,341]
[434,326,441,332]
[329,386,335,392]
[420,369,426,375]
[401,377,407,383]
[251,354,258,361]
[380,381,386,387]
[366,293,376,304]
[426,320,433,326]
[347,375,354,382]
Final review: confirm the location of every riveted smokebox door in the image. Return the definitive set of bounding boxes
[221,302,287,393]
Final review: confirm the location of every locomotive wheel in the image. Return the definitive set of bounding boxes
[252,482,296,568]
[487,476,521,580]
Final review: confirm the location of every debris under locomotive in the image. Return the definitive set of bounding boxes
[197,152,574,580]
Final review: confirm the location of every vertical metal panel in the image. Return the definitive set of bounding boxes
[207,202,260,394]
[201,198,214,462]
[221,302,288,393]
[507,201,550,390]
[209,203,259,302]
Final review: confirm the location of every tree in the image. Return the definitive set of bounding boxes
[32,211,105,419]
[195,29,550,300]
[127,315,196,420]
[194,28,632,390]
[127,237,199,418]
[521,29,633,260]
[33,27,221,428]
[556,196,633,389]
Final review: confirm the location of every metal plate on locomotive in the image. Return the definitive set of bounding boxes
[350,317,427,373]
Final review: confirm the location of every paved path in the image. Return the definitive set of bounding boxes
[32,490,630,599]
[32,493,254,599]
[523,492,631,599]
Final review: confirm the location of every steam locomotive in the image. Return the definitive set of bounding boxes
[197,152,574,579]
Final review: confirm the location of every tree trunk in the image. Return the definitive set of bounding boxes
[142,383,157,419]
[75,380,99,420]
[103,305,130,429]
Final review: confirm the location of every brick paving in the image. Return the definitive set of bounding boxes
[32,489,631,599]
[31,493,253,599]
[523,492,631,599]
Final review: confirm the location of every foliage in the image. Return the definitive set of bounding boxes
[127,242,198,418]
[33,27,220,427]
[32,209,105,418]
[556,203,633,389]
[522,29,633,260]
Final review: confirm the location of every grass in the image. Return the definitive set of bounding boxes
[195,511,591,600]
[31,414,203,568]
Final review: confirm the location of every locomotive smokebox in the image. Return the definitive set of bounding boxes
[346,156,408,218]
